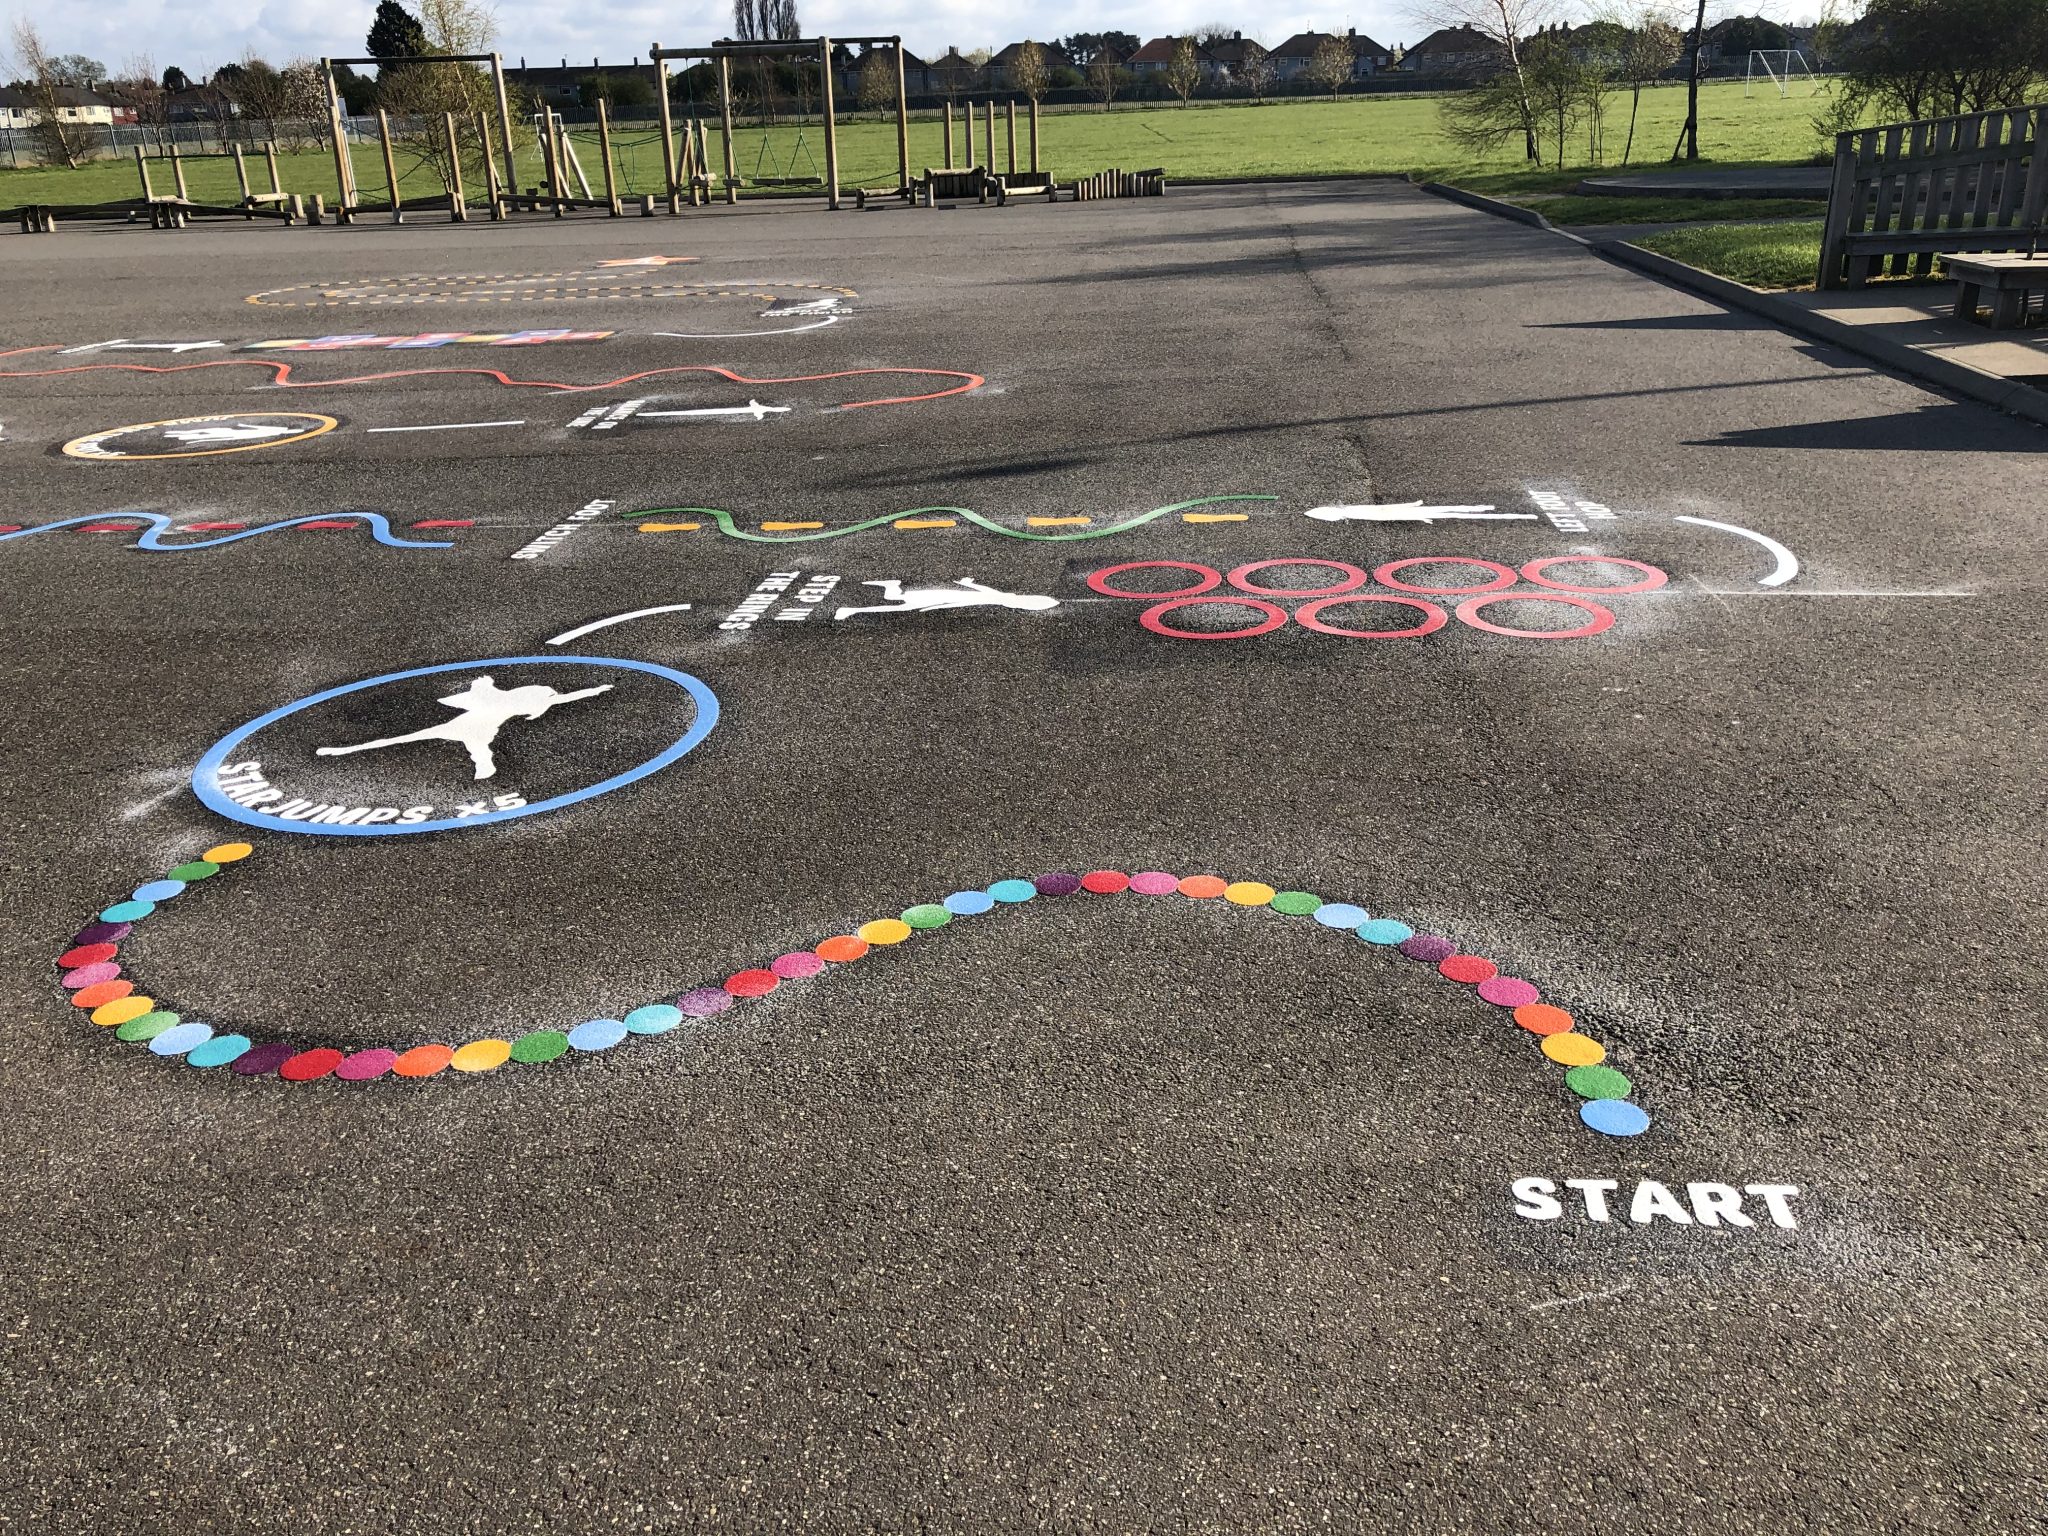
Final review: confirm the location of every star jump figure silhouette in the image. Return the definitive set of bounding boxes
[315,675,613,781]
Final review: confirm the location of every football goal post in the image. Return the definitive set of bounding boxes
[1744,50,1820,98]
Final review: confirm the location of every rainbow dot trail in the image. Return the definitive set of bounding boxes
[54,851,1652,1137]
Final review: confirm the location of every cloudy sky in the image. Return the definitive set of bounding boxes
[11,1,1442,79]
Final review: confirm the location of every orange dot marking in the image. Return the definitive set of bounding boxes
[1515,1004,1575,1036]
[392,1044,455,1078]
[71,979,135,1009]
[1177,875,1228,899]
[815,935,869,963]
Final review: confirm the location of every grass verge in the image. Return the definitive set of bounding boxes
[1516,194,1825,225]
[1629,220,1824,289]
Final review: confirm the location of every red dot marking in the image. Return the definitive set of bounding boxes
[1438,954,1499,984]
[81,523,144,534]
[725,968,779,998]
[1080,870,1130,894]
[280,1047,344,1082]
[297,520,361,531]
[58,943,118,968]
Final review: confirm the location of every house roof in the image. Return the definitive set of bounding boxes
[3,84,114,106]
[1407,25,1498,56]
[1128,37,1204,65]
[990,40,1071,67]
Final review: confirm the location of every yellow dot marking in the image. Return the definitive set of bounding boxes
[1223,881,1277,907]
[202,842,254,863]
[450,1038,513,1073]
[858,918,914,946]
[760,521,824,532]
[1026,516,1091,527]
[1541,1033,1607,1067]
[893,518,956,529]
[637,522,700,533]
[1183,512,1251,523]
[93,996,155,1027]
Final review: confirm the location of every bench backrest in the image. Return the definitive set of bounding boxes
[1819,102,2048,289]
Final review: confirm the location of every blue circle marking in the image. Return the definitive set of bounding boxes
[1581,1099,1651,1137]
[1355,918,1413,945]
[186,1033,251,1068]
[566,1018,630,1052]
[101,900,155,923]
[191,656,721,837]
[1314,902,1369,929]
[133,879,186,903]
[623,1005,682,1035]
[987,879,1037,904]
[943,889,996,916]
[150,1022,215,1057]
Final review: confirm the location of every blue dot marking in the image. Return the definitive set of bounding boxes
[149,1022,215,1057]
[943,889,996,916]
[1314,902,1369,929]
[623,1005,683,1035]
[186,1033,252,1068]
[101,900,155,923]
[1355,918,1413,945]
[133,879,187,903]
[1581,1099,1652,1137]
[566,1018,629,1052]
[987,879,1037,904]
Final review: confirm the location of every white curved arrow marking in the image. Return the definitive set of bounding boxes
[1673,515,1799,587]
[546,604,695,647]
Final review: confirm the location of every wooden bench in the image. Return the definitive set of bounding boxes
[1944,253,2048,328]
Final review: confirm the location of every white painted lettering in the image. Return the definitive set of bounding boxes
[1628,1180,1695,1226]
[1510,1177,1563,1221]
[1685,1182,1755,1229]
[1565,1178,1619,1223]
[1744,1184,1802,1229]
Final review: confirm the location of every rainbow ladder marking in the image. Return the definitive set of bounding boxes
[54,854,1651,1137]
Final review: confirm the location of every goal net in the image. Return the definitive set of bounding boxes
[1744,49,1820,98]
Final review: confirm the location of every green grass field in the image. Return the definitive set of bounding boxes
[0,79,1829,210]
[1514,193,1826,225]
[1631,220,1826,288]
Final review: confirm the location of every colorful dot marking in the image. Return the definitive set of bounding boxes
[511,1030,571,1063]
[72,976,134,1008]
[1581,1099,1651,1137]
[1080,870,1130,894]
[725,969,779,997]
[168,861,220,882]
[450,1039,512,1073]
[391,1043,454,1077]
[337,1047,397,1080]
[677,986,735,1016]
[1566,1064,1633,1100]
[1438,954,1498,984]
[233,1040,298,1076]
[187,1034,252,1069]
[770,951,826,978]
[566,1019,629,1052]
[902,904,952,929]
[987,880,1037,904]
[62,963,122,989]
[1178,875,1227,899]
[859,918,914,945]
[58,943,118,968]
[1478,977,1541,1008]
[115,1011,179,1042]
[624,1005,683,1034]
[1224,881,1277,907]
[1129,871,1180,895]
[1270,891,1322,916]
[1515,1003,1575,1035]
[132,880,186,903]
[149,1022,213,1056]
[92,995,154,1027]
[73,922,131,945]
[101,901,155,924]
[1399,934,1456,963]
[942,890,995,915]
[280,1047,343,1081]
[1542,1033,1607,1067]
[1035,873,1083,896]
[1314,903,1368,928]
[812,937,868,964]
[201,843,254,863]
[1356,919,1413,945]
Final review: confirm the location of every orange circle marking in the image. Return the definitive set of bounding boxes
[815,935,869,963]
[71,979,135,1010]
[392,1044,455,1078]
[1514,1004,1575,1036]
[1177,875,1228,899]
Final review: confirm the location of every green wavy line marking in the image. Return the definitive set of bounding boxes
[621,495,1279,543]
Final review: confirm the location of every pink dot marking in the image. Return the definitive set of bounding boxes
[61,962,122,989]
[1129,871,1179,895]
[336,1048,398,1081]
[771,950,825,979]
[1477,976,1542,1008]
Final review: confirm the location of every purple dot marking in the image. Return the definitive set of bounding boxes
[1129,871,1179,895]
[1035,873,1083,896]
[337,1048,398,1081]
[73,922,132,946]
[771,950,826,978]
[1477,976,1541,1008]
[1399,934,1457,963]
[230,1040,297,1077]
[677,987,733,1019]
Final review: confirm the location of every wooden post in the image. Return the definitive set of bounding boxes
[134,145,155,202]
[323,60,355,220]
[490,53,518,204]
[542,111,566,217]
[475,112,502,218]
[232,145,252,214]
[376,108,402,221]
[984,99,994,169]
[442,112,467,220]
[943,102,954,168]
[169,142,190,201]
[1006,100,1017,174]
[697,118,713,202]
[265,141,283,197]
[820,38,841,210]
[311,193,327,224]
[717,54,738,186]
[653,49,681,214]
[1030,98,1040,173]
[597,98,621,216]
[894,38,910,190]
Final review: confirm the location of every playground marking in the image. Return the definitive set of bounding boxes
[1026,516,1091,527]
[366,420,525,434]
[595,255,700,267]
[60,413,338,461]
[246,272,856,310]
[59,339,225,354]
[511,498,616,560]
[1182,512,1249,523]
[893,518,956,529]
[1306,502,1532,523]
[545,605,696,647]
[2,511,453,553]
[1674,515,1801,587]
[760,521,826,531]
[622,496,1277,544]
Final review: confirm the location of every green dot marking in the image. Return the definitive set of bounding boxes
[509,1030,571,1064]
[115,1010,180,1042]
[1270,891,1323,916]
[168,861,220,882]
[901,904,952,929]
[1566,1064,1633,1100]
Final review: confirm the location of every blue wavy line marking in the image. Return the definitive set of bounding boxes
[0,512,452,551]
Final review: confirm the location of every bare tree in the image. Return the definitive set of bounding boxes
[1164,37,1203,104]
[1012,40,1051,103]
[1601,4,1682,166]
[857,49,896,121]
[1192,22,1237,49]
[6,21,96,168]
[1407,0,1556,160]
[1086,53,1128,110]
[376,0,506,190]
[113,54,174,153]
[1673,0,1720,160]
[1236,40,1277,102]
[1307,34,1355,99]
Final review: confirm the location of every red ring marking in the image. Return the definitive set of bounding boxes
[1087,561,1221,600]
[1139,597,1289,640]
[1294,595,1447,638]
[1520,556,1669,595]
[1455,593,1616,640]
[1373,557,1518,595]
[1226,559,1368,597]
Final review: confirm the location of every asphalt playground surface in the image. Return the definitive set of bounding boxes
[0,182,2042,1533]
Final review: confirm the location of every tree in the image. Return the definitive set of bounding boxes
[1102,32,1142,58]
[333,62,377,114]
[1012,40,1051,102]
[162,65,190,93]
[1237,40,1277,101]
[376,0,506,188]
[1192,22,1237,49]
[366,0,429,62]
[5,22,95,167]
[858,49,896,120]
[1840,0,2048,121]
[1674,0,1711,160]
[579,71,654,111]
[1063,32,1105,64]
[1412,0,1556,160]
[1602,5,1682,165]
[47,54,105,87]
[732,0,800,126]
[1307,34,1354,98]
[1086,54,1129,109]
[112,56,172,152]
[1520,37,1588,166]
[1165,37,1203,104]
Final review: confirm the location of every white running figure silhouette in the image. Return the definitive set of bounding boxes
[834,577,1059,621]
[315,674,613,781]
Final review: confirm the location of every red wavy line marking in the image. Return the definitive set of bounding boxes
[0,350,982,409]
